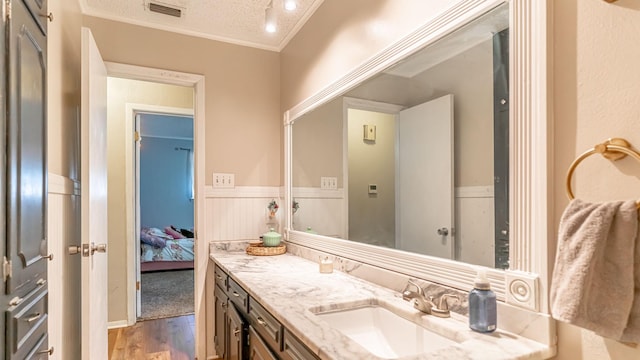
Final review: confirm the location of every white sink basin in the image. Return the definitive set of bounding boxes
[313,304,458,359]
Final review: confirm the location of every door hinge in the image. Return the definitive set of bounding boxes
[5,0,11,21]
[136,281,140,290]
[3,256,11,282]
[134,131,141,142]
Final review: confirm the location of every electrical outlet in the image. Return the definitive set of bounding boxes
[213,173,235,188]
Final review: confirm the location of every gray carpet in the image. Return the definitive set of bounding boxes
[140,269,194,320]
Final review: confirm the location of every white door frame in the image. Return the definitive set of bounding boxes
[127,105,194,319]
[105,62,207,359]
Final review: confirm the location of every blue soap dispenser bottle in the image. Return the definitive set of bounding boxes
[469,269,497,333]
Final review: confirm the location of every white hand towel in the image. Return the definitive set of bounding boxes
[550,199,639,343]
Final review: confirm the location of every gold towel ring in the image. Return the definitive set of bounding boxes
[565,138,640,209]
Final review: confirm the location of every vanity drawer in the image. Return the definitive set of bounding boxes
[6,284,48,358]
[24,333,49,360]
[281,330,320,360]
[248,297,282,353]
[215,264,228,291]
[228,277,249,315]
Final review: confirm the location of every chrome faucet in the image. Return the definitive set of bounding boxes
[402,280,461,318]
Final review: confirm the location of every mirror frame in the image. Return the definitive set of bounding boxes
[284,0,551,314]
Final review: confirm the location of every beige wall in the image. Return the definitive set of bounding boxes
[292,97,343,187]
[83,16,281,187]
[348,109,396,247]
[106,78,193,323]
[553,0,640,359]
[412,39,494,187]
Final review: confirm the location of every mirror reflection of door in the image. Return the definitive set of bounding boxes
[397,95,454,258]
[346,95,454,259]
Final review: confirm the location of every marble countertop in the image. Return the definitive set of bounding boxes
[211,249,553,360]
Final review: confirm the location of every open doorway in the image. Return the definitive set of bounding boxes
[103,63,206,359]
[135,111,195,320]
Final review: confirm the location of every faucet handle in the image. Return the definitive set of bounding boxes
[437,294,460,311]
[431,294,460,318]
[403,280,423,295]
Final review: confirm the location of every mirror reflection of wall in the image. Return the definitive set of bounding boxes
[291,4,508,269]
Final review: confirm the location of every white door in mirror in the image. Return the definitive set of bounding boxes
[397,94,454,259]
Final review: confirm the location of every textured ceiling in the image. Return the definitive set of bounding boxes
[80,0,325,51]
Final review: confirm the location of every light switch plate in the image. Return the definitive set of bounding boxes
[321,177,337,190]
[213,173,234,188]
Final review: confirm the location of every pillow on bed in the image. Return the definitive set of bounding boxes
[140,229,167,248]
[146,227,173,239]
[164,226,186,239]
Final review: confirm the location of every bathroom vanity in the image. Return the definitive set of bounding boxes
[210,247,553,360]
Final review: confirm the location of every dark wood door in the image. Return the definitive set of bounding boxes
[4,0,49,358]
[214,285,228,359]
[248,326,278,360]
[227,304,246,360]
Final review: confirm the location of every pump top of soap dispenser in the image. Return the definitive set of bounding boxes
[473,269,491,290]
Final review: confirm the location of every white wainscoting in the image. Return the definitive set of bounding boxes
[291,187,346,238]
[205,186,283,241]
[48,174,81,360]
[455,185,495,268]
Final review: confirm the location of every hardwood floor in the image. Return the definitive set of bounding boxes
[108,315,195,360]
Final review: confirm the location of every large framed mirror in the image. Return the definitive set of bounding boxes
[291,3,509,269]
[284,0,552,314]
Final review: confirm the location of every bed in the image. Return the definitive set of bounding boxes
[140,227,195,272]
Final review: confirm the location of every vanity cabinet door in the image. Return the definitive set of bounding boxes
[227,303,246,360]
[248,326,278,360]
[214,284,228,360]
[281,331,320,360]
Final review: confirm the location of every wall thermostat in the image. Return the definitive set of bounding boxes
[363,124,376,141]
[368,184,377,194]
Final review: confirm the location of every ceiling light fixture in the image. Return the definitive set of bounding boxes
[284,0,297,11]
[265,0,277,33]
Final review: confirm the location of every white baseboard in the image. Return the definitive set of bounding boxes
[107,320,130,330]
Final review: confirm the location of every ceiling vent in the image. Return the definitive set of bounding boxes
[148,2,182,18]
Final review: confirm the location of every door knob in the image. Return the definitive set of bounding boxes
[437,227,449,236]
[68,243,106,256]
[68,245,84,256]
[91,243,107,254]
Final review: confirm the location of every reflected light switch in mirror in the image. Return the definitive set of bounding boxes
[363,124,376,141]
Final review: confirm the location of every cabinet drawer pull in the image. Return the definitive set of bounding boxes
[234,328,240,336]
[232,291,240,297]
[216,274,222,280]
[37,346,54,356]
[25,312,42,323]
[221,302,227,308]
[256,316,267,326]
